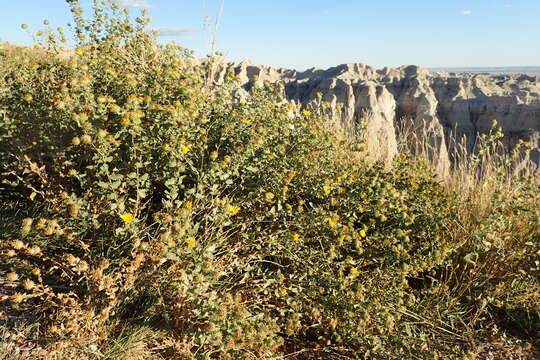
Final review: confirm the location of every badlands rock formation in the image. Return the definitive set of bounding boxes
[205,59,540,172]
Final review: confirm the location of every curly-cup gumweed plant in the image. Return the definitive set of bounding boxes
[0,1,539,359]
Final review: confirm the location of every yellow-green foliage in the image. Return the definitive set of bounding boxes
[0,1,539,359]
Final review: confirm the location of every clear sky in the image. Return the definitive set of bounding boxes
[1,0,539,70]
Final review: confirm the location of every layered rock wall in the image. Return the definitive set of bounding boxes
[204,59,540,170]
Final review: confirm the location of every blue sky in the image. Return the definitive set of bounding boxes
[1,0,539,70]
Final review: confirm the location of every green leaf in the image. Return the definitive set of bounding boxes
[464,252,478,265]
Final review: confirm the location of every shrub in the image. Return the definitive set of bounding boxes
[1,1,538,359]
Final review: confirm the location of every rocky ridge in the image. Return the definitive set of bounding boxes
[205,59,540,172]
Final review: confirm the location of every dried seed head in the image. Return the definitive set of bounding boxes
[44,226,54,236]
[66,254,78,265]
[11,292,25,303]
[69,204,79,217]
[23,279,35,290]
[80,135,92,144]
[77,261,89,272]
[27,245,42,256]
[34,218,47,230]
[20,225,31,236]
[12,239,25,250]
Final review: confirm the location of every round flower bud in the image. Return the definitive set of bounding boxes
[6,272,18,281]
[80,135,92,144]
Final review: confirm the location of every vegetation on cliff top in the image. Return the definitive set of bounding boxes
[0,1,539,359]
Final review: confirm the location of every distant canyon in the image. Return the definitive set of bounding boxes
[204,59,540,173]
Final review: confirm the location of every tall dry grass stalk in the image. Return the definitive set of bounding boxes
[396,117,539,201]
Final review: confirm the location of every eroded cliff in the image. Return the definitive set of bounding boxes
[204,59,540,171]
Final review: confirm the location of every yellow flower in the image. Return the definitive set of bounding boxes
[185,201,192,209]
[323,186,331,195]
[302,109,311,116]
[226,75,233,81]
[181,145,190,153]
[279,288,288,297]
[349,267,359,276]
[292,233,300,241]
[120,213,135,224]
[210,151,218,160]
[327,218,338,228]
[226,205,239,216]
[186,237,196,248]
[369,218,376,225]
[359,229,367,238]
[75,48,85,57]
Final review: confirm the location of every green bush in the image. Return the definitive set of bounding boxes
[1,1,538,359]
